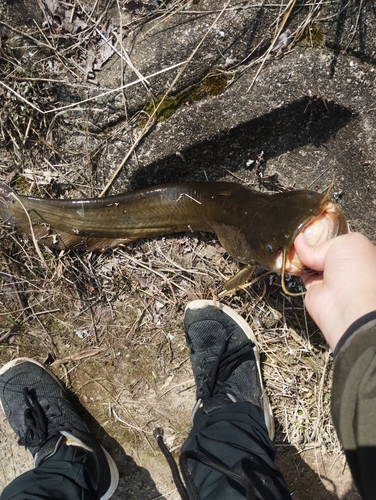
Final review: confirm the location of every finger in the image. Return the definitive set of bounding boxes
[300,272,323,290]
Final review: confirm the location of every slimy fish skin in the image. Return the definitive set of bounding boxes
[0,181,348,292]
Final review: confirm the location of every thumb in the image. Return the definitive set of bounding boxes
[294,232,336,272]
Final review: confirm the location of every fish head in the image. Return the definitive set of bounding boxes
[248,187,348,275]
[275,200,348,275]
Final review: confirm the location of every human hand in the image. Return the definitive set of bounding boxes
[294,232,376,351]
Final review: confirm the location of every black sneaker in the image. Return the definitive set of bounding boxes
[0,357,119,500]
[184,299,274,439]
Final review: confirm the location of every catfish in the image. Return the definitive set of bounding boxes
[0,181,348,294]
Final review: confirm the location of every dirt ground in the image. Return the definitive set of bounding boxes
[1,0,375,499]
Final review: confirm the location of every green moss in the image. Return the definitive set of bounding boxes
[144,95,180,121]
[303,24,325,47]
[143,72,229,123]
[12,174,29,192]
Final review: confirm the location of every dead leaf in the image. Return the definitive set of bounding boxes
[45,0,59,16]
[50,348,105,366]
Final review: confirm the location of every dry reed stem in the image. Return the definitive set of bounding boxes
[99,0,231,195]
[247,0,298,91]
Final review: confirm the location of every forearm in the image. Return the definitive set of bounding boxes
[331,311,376,500]
[295,232,376,352]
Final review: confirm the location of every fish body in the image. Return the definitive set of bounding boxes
[0,181,348,281]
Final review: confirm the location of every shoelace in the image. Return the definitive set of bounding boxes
[18,387,58,449]
[154,335,257,499]
[200,335,254,401]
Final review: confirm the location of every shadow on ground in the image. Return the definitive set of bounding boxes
[275,441,361,500]
[129,97,355,188]
[74,388,166,499]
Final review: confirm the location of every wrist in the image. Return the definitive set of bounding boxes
[333,310,376,358]
[319,291,376,351]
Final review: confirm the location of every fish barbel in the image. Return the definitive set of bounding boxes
[0,180,348,294]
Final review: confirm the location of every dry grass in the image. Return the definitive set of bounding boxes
[0,226,340,452]
[0,0,345,496]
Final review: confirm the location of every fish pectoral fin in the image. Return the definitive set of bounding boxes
[225,265,256,291]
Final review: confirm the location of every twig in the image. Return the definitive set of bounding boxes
[247,0,297,92]
[0,62,187,116]
[9,192,49,270]
[175,193,201,204]
[2,256,28,320]
[0,20,53,50]
[118,249,181,300]
[50,348,105,367]
[345,0,363,50]
[0,80,43,114]
[99,0,231,196]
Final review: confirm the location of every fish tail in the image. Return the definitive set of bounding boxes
[0,182,27,229]
[0,182,83,250]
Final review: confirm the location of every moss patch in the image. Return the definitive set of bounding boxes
[144,72,229,122]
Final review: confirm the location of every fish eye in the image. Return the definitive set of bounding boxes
[266,244,274,253]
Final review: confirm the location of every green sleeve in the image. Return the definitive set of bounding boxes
[331,312,376,500]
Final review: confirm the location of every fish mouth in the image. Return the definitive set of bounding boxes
[275,202,349,275]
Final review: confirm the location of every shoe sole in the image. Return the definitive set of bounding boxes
[185,300,275,440]
[0,357,119,500]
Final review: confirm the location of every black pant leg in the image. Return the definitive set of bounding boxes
[181,401,291,500]
[1,444,100,500]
